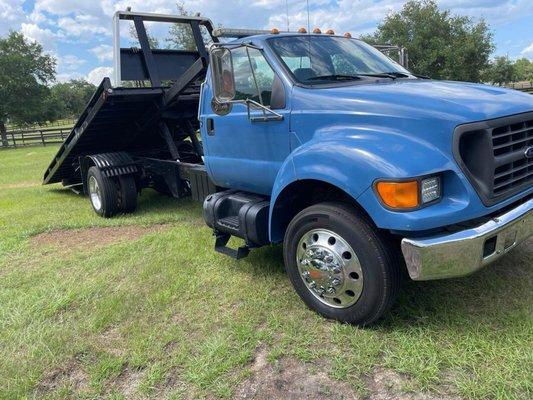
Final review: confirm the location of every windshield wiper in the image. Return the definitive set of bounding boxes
[379,71,411,78]
[306,74,361,81]
[357,72,410,80]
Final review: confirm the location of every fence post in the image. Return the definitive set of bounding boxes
[40,130,45,146]
[0,122,8,148]
[11,131,16,148]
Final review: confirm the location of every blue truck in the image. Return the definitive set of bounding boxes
[44,11,533,325]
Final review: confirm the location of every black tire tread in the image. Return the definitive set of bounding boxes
[87,166,119,218]
[118,175,138,214]
[283,201,401,326]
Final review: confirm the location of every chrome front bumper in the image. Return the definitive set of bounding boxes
[401,198,532,281]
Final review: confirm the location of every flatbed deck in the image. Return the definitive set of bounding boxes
[44,79,167,185]
[43,11,215,188]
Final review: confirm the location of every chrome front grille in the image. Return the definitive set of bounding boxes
[492,119,533,195]
[454,112,533,206]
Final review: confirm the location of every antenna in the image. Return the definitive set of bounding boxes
[306,0,310,34]
[285,0,290,31]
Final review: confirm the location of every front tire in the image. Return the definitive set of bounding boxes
[283,202,400,326]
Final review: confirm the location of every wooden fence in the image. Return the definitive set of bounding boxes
[1,125,73,149]
[506,82,533,93]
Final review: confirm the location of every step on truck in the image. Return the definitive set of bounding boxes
[43,11,533,326]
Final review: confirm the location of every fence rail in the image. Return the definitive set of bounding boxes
[1,125,73,149]
[506,82,533,93]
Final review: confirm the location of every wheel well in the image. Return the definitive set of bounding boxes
[270,179,374,243]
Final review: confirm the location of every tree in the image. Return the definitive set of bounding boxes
[0,31,56,145]
[165,2,197,51]
[513,58,533,83]
[363,0,494,82]
[49,80,96,119]
[483,56,516,86]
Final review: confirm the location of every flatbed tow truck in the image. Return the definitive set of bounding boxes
[44,11,533,325]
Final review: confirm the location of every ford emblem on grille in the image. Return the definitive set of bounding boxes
[526,147,533,159]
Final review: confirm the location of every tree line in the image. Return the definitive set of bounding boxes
[0,32,95,145]
[1,0,532,145]
[364,0,532,85]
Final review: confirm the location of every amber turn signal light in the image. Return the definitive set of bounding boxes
[375,181,419,209]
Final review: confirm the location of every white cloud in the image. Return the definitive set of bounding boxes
[57,14,111,37]
[89,44,113,62]
[520,43,533,59]
[34,0,103,17]
[86,66,113,85]
[0,0,26,34]
[56,71,83,82]
[20,22,60,50]
[59,54,86,71]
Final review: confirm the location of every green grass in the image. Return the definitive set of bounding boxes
[0,146,532,399]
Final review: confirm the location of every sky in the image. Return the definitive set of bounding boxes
[0,0,532,85]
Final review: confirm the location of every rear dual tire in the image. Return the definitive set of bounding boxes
[87,166,138,218]
[283,202,400,326]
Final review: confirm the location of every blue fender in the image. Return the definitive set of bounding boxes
[269,125,458,241]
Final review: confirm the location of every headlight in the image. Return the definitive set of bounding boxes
[375,175,441,210]
[421,176,441,204]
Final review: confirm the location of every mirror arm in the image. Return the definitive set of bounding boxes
[241,99,284,122]
[245,47,265,115]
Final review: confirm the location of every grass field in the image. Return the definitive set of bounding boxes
[0,146,531,399]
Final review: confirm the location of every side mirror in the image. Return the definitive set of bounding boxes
[209,47,236,103]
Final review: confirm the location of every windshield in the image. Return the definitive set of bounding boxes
[268,35,411,84]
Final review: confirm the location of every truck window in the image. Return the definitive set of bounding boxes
[231,47,275,107]
[331,54,358,75]
[281,56,311,71]
[268,35,410,84]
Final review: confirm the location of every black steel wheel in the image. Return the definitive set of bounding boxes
[118,175,138,214]
[87,166,119,218]
[283,202,400,326]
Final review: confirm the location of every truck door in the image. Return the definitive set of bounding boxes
[200,46,290,195]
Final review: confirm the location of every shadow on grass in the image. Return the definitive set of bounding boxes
[243,240,531,331]
[46,187,204,218]
[47,187,82,197]
[380,244,532,330]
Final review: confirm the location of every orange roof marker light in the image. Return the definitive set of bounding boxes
[298,27,307,33]
[312,27,321,34]
[344,32,352,38]
[271,28,280,34]
[326,29,335,35]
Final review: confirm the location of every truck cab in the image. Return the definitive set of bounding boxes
[201,31,532,324]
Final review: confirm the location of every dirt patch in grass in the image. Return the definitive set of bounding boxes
[97,326,125,357]
[109,367,145,399]
[234,345,358,399]
[30,225,169,250]
[234,346,462,400]
[366,368,460,400]
[36,357,89,395]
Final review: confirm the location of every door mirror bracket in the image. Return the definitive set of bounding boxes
[209,43,284,123]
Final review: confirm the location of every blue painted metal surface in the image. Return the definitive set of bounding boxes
[199,35,533,242]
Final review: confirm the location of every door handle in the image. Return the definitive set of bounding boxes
[207,118,215,135]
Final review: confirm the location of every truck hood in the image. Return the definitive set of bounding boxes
[294,79,533,123]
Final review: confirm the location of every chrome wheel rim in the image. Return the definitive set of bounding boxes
[296,229,363,308]
[88,176,102,211]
